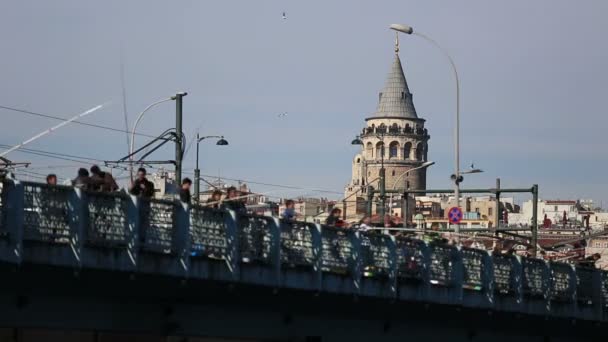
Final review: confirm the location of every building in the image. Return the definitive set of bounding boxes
[344,38,430,222]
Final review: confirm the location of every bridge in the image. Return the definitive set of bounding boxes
[0,180,607,341]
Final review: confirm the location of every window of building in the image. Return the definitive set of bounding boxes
[403,142,412,160]
[475,208,480,213]
[389,141,399,158]
[415,143,423,160]
[366,142,373,159]
[391,170,395,176]
[488,208,493,216]
[554,206,558,211]
[376,142,384,159]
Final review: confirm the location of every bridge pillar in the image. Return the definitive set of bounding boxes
[2,180,23,265]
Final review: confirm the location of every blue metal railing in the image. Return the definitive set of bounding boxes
[0,180,607,321]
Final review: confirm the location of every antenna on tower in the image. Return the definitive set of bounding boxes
[394,31,400,53]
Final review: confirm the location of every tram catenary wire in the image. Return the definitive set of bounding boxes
[0,105,167,140]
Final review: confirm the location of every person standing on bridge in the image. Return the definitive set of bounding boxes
[206,190,223,209]
[222,186,247,215]
[129,167,155,198]
[46,173,57,186]
[90,165,118,192]
[72,168,91,190]
[179,178,192,204]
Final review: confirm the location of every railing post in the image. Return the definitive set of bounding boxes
[173,201,191,278]
[420,241,432,296]
[269,217,282,288]
[350,231,362,294]
[312,223,323,292]
[224,209,240,281]
[387,235,398,298]
[3,180,23,264]
[512,255,524,305]
[126,195,140,268]
[481,251,495,305]
[68,188,86,268]
[452,246,464,303]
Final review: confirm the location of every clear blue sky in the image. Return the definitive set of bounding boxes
[1,0,607,206]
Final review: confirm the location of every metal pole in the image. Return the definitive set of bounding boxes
[366,186,374,217]
[495,178,501,230]
[173,92,186,186]
[194,133,200,204]
[342,199,347,220]
[532,184,539,257]
[379,147,386,221]
[402,190,409,228]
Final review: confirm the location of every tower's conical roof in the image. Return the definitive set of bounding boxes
[371,53,418,119]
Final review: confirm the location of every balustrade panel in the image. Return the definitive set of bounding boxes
[321,227,352,274]
[522,259,547,298]
[360,233,391,278]
[396,238,425,282]
[22,182,72,243]
[139,199,176,253]
[429,243,456,286]
[190,206,228,259]
[461,247,485,291]
[549,263,574,302]
[575,266,595,305]
[492,254,517,295]
[86,191,129,246]
[601,271,608,314]
[238,215,272,263]
[280,221,314,267]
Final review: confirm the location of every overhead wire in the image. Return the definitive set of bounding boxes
[0,105,167,140]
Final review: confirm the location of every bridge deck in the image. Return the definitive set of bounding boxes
[0,180,607,325]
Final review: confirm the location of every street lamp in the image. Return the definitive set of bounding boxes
[390,23,462,236]
[129,97,175,179]
[194,134,229,204]
[129,92,188,183]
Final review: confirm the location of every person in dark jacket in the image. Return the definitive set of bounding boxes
[129,167,155,198]
[72,168,91,190]
[326,208,348,228]
[222,186,247,215]
[90,165,119,192]
[206,190,223,209]
[179,178,192,204]
[46,173,57,185]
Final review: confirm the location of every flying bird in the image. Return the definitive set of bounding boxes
[282,11,287,20]
[278,112,288,118]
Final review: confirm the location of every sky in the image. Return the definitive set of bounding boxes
[1,0,607,206]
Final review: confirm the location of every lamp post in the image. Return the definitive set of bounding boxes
[388,161,435,226]
[352,133,388,219]
[390,24,462,237]
[194,134,229,204]
[129,92,188,184]
[172,92,187,185]
[129,97,175,180]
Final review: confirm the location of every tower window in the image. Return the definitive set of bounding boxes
[401,92,405,99]
[391,170,395,176]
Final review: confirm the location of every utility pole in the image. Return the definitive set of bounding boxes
[379,142,386,220]
[194,133,201,204]
[495,178,501,230]
[172,92,187,186]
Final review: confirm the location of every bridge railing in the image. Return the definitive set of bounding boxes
[1,179,608,322]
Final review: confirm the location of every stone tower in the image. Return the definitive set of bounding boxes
[344,41,430,222]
